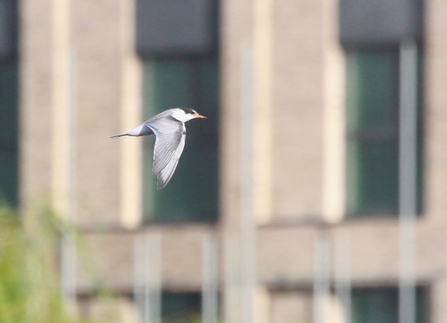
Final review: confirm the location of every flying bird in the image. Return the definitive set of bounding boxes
[111,108,206,190]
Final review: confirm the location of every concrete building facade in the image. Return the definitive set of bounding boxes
[0,0,445,321]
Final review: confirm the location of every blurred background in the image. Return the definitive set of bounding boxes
[0,0,445,322]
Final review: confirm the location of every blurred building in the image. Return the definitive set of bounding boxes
[1,0,447,322]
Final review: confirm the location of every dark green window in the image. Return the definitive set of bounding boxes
[162,293,201,323]
[142,57,219,222]
[345,49,423,216]
[0,0,19,207]
[351,287,427,323]
[0,61,19,207]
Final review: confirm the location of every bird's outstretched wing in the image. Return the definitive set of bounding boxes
[146,116,186,190]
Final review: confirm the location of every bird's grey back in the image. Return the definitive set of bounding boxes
[144,108,178,125]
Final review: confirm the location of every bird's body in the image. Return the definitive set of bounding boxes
[111,108,206,190]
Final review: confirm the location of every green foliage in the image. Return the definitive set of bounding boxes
[0,204,100,323]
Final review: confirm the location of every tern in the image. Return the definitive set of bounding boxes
[111,108,206,190]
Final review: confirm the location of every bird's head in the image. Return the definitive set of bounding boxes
[174,108,207,122]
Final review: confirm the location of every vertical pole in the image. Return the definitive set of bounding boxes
[61,50,77,312]
[60,229,76,311]
[134,236,144,322]
[202,234,219,323]
[134,232,162,323]
[313,234,331,323]
[148,232,162,323]
[335,236,351,323]
[240,45,255,323]
[224,233,240,323]
[143,235,150,323]
[398,38,418,323]
[68,50,77,225]
[155,233,162,323]
[445,232,447,323]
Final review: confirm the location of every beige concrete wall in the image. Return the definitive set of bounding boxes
[72,0,131,227]
[72,0,142,229]
[219,0,255,229]
[21,0,141,227]
[86,297,140,323]
[220,0,341,227]
[77,225,214,292]
[270,291,312,323]
[431,280,447,323]
[269,0,325,221]
[20,0,447,322]
[257,222,446,286]
[75,223,444,292]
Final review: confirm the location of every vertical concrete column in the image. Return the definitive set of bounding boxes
[424,0,447,225]
[51,0,72,219]
[72,0,139,227]
[118,0,143,229]
[19,0,53,211]
[253,0,273,224]
[321,0,346,223]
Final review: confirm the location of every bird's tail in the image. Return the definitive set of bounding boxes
[110,133,128,139]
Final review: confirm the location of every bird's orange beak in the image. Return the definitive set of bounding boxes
[197,115,207,119]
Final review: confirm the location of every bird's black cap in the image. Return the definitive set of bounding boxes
[180,108,195,114]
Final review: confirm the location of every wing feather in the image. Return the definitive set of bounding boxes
[152,132,182,174]
[145,115,186,190]
[156,137,185,190]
